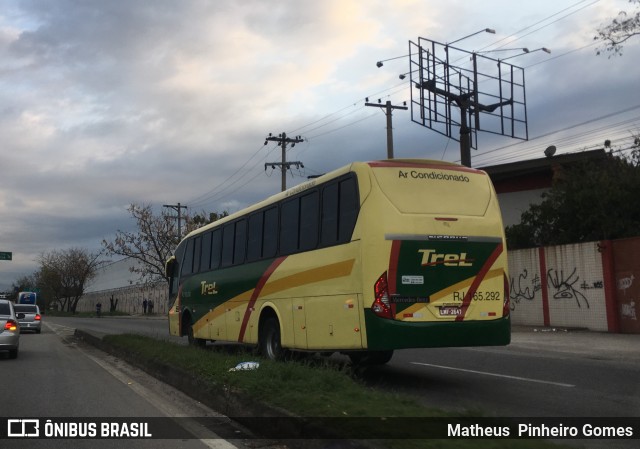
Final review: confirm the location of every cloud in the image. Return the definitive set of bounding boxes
[0,0,638,289]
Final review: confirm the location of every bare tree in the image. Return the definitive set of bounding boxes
[37,248,102,313]
[102,203,230,286]
[595,0,640,56]
[102,203,179,286]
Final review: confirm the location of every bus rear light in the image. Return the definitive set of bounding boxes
[372,272,394,319]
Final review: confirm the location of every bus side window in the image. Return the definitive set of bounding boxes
[280,198,299,255]
[339,176,359,242]
[247,212,263,262]
[263,207,278,258]
[234,219,247,265]
[211,229,222,270]
[321,182,339,246]
[300,190,319,251]
[200,231,212,272]
[182,238,195,277]
[193,236,202,273]
[221,224,234,267]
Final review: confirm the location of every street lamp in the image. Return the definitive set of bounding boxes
[475,47,529,55]
[500,47,551,62]
[376,54,410,68]
[448,28,496,46]
[378,29,496,68]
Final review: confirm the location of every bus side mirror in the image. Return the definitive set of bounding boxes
[165,256,176,278]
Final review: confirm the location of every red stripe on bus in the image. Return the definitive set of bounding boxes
[388,240,402,295]
[455,243,504,322]
[238,256,287,343]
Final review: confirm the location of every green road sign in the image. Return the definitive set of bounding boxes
[0,252,12,261]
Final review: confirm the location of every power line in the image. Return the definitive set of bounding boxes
[473,105,640,165]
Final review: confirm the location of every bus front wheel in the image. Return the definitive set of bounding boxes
[185,320,206,347]
[260,317,285,360]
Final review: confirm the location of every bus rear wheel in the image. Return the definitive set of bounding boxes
[260,317,285,361]
[348,350,393,366]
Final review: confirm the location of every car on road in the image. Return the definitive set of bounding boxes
[14,304,42,334]
[0,299,21,359]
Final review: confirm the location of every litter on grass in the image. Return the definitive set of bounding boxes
[229,361,260,372]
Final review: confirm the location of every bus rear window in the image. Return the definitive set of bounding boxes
[371,164,492,216]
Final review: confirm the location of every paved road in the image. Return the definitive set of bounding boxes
[35,316,640,448]
[0,321,267,449]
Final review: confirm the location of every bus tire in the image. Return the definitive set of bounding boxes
[348,350,393,366]
[185,319,206,347]
[260,317,285,361]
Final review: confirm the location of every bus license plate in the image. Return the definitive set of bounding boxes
[439,306,462,316]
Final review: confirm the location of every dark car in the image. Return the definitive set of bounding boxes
[0,299,21,358]
[13,304,42,334]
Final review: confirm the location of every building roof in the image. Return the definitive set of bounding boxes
[479,149,608,193]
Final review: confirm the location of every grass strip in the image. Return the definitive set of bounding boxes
[103,334,569,449]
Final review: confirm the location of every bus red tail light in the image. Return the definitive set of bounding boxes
[372,272,394,319]
[4,320,18,331]
[503,274,510,318]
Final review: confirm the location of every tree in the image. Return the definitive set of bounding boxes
[595,0,640,56]
[188,210,229,231]
[102,204,178,286]
[102,204,228,286]
[505,151,640,249]
[36,248,102,313]
[11,274,39,301]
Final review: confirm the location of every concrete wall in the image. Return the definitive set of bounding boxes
[509,241,614,332]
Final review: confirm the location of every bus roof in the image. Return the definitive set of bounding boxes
[183,159,486,240]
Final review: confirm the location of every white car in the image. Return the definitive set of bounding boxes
[14,304,42,334]
[0,299,21,359]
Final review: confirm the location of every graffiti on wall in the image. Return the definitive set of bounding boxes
[617,274,634,294]
[617,274,637,321]
[510,268,541,310]
[509,266,603,310]
[547,268,592,308]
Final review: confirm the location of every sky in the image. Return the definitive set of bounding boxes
[1,0,639,290]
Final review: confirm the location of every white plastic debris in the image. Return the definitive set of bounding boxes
[229,361,260,372]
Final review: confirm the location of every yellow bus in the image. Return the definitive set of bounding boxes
[165,159,510,364]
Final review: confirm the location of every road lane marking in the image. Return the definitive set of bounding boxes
[50,325,240,448]
[410,362,575,388]
[77,345,240,449]
[44,322,76,336]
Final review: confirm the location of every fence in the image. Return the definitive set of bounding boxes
[80,282,168,316]
[509,237,639,333]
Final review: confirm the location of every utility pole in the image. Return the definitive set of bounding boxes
[163,203,188,239]
[365,98,408,159]
[264,132,304,192]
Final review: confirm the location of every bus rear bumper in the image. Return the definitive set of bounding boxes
[364,310,511,350]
